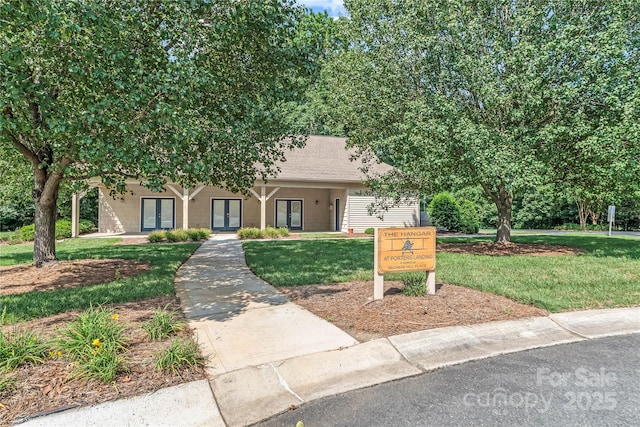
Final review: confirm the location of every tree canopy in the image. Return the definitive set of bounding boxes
[0,0,315,264]
[324,0,640,242]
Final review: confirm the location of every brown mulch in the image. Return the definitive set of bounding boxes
[0,296,205,426]
[280,282,548,342]
[0,260,151,296]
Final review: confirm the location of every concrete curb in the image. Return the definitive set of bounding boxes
[16,308,639,427]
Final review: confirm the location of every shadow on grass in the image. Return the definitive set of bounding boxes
[0,241,200,322]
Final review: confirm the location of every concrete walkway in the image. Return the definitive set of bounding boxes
[19,235,640,427]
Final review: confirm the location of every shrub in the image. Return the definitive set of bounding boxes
[237,227,264,239]
[55,307,127,383]
[155,338,204,374]
[144,307,184,341]
[79,219,95,234]
[186,228,210,241]
[165,229,189,242]
[458,198,480,234]
[364,227,375,235]
[148,230,166,243]
[277,227,290,237]
[55,220,72,239]
[19,224,34,241]
[18,219,91,241]
[427,192,461,232]
[0,330,47,372]
[264,227,279,238]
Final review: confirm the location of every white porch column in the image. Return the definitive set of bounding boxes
[260,186,267,230]
[71,192,80,238]
[182,188,189,230]
[249,186,280,230]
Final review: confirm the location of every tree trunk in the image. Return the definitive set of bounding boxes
[481,182,513,244]
[32,161,62,267]
[33,198,57,266]
[576,199,588,229]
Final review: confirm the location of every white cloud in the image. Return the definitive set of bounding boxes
[298,0,346,16]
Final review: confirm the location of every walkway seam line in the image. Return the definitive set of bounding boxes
[270,363,305,403]
[546,315,591,340]
[383,337,426,373]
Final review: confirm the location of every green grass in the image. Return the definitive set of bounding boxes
[0,239,199,322]
[243,234,640,312]
[298,233,359,239]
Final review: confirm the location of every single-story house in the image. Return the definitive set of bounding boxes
[75,136,418,235]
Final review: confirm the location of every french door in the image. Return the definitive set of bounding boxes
[141,198,175,231]
[211,199,242,231]
[276,200,303,230]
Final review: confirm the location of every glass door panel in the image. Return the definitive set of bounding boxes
[290,201,302,228]
[160,199,174,229]
[212,200,226,229]
[142,199,157,230]
[228,200,241,229]
[276,200,288,228]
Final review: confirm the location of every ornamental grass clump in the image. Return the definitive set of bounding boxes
[155,338,204,374]
[401,273,427,297]
[0,330,47,372]
[55,307,127,383]
[143,306,184,341]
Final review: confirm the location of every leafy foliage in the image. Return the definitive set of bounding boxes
[0,0,316,264]
[325,0,640,243]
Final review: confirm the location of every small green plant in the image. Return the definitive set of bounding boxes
[0,330,47,372]
[55,307,127,383]
[264,227,279,238]
[0,374,17,396]
[325,315,335,322]
[458,198,480,234]
[143,306,184,341]
[148,230,166,243]
[237,227,264,239]
[155,338,204,374]
[364,227,375,235]
[277,227,290,237]
[401,274,427,297]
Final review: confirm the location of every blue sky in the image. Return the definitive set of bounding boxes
[298,0,346,17]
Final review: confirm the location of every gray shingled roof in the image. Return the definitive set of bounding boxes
[270,135,392,183]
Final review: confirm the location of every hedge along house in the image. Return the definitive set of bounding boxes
[72,136,419,236]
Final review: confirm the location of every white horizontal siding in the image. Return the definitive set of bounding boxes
[345,192,419,232]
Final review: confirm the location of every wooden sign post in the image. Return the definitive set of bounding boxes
[374,227,437,300]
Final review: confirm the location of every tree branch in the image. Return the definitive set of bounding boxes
[8,132,39,166]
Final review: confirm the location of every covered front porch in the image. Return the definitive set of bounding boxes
[84,180,349,235]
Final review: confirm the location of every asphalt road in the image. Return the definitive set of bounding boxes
[258,334,640,427]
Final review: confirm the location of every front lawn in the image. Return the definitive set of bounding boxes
[0,239,199,322]
[243,235,640,312]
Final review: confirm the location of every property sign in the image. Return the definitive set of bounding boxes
[608,205,616,223]
[377,227,436,274]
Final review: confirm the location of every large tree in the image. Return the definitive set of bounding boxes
[324,0,640,242]
[1,0,314,265]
